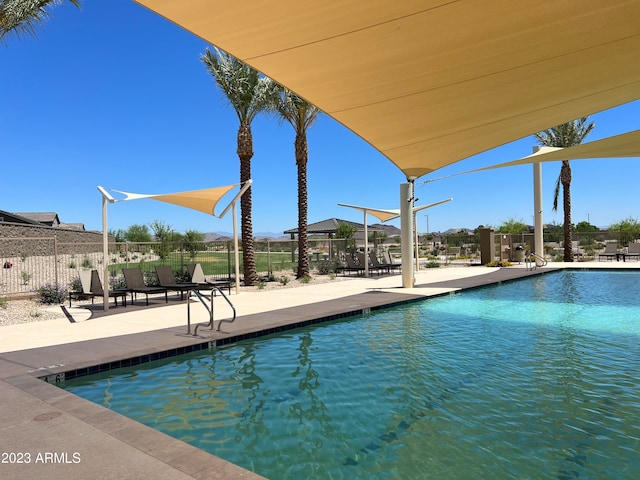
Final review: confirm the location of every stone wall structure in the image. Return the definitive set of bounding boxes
[0,222,111,257]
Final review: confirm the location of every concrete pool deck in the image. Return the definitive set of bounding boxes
[0,262,636,479]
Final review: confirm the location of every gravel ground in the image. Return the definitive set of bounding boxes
[0,272,353,327]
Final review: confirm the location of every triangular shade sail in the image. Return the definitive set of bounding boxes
[339,198,453,222]
[468,129,640,174]
[113,185,237,217]
[135,0,640,178]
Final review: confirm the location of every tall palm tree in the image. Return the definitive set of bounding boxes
[535,117,595,261]
[201,47,277,285]
[0,0,80,43]
[273,87,320,278]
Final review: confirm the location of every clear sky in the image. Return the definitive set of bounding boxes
[3,0,640,236]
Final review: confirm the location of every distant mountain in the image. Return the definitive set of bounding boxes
[204,232,288,241]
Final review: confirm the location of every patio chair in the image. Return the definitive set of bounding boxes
[69,270,127,307]
[598,242,619,262]
[357,252,384,275]
[383,251,402,272]
[625,242,640,261]
[186,263,233,294]
[122,268,168,305]
[337,253,365,276]
[155,265,198,300]
[89,270,127,307]
[369,251,393,274]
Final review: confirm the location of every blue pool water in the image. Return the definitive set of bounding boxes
[63,270,640,479]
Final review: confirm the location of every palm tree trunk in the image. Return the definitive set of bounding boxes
[238,123,258,285]
[296,132,310,278]
[561,161,573,262]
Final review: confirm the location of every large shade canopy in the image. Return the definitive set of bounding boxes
[135,0,640,178]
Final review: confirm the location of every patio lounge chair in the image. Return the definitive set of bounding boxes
[598,242,619,262]
[383,251,402,272]
[69,270,127,307]
[369,251,393,274]
[357,252,384,275]
[186,263,233,294]
[122,267,168,305]
[625,242,640,261]
[337,253,365,276]
[155,265,199,300]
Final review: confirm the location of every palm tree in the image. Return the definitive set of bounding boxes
[535,117,595,261]
[201,47,277,285]
[1,0,80,43]
[273,87,320,278]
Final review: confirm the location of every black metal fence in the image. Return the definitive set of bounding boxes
[0,231,633,297]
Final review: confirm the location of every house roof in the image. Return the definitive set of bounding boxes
[135,0,640,178]
[284,218,382,235]
[11,212,60,226]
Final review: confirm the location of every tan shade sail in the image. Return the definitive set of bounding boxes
[470,129,640,173]
[135,0,640,178]
[113,185,237,217]
[339,198,453,222]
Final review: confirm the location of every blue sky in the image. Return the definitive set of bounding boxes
[2,0,640,236]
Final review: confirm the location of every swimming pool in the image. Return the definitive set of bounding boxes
[62,270,640,479]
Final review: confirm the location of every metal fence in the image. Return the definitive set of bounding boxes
[0,237,353,297]
[0,231,632,297]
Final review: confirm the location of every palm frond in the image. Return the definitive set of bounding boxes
[1,0,80,43]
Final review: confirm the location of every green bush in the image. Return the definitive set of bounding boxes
[317,260,341,275]
[81,256,93,269]
[37,283,68,305]
[424,261,440,268]
[486,260,513,267]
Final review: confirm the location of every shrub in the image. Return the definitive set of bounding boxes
[69,277,82,293]
[299,275,312,284]
[317,260,341,275]
[37,283,68,305]
[256,280,266,290]
[0,296,8,309]
[279,276,289,285]
[424,261,440,268]
[81,256,93,269]
[68,260,77,269]
[486,260,513,267]
[21,271,32,285]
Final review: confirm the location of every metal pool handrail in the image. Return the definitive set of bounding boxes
[187,286,236,336]
[525,251,548,270]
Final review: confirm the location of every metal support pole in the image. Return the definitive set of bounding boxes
[533,160,544,266]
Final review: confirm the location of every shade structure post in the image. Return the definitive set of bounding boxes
[400,182,414,288]
[532,158,544,266]
[97,186,115,311]
[363,210,369,277]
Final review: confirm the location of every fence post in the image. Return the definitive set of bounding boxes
[54,235,59,287]
[267,239,271,275]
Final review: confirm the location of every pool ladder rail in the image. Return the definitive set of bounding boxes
[186,286,236,336]
[525,251,548,270]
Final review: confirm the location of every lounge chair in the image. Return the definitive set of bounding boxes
[369,251,393,274]
[337,253,365,276]
[155,265,198,300]
[598,242,619,262]
[625,242,640,261]
[69,270,127,307]
[383,251,402,272]
[122,268,168,305]
[357,252,384,275]
[186,263,233,294]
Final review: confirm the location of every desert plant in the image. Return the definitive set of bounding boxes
[0,296,8,309]
[256,280,266,289]
[36,283,67,304]
[81,256,93,268]
[486,260,513,267]
[279,275,289,285]
[300,275,312,284]
[424,261,440,268]
[21,271,32,285]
